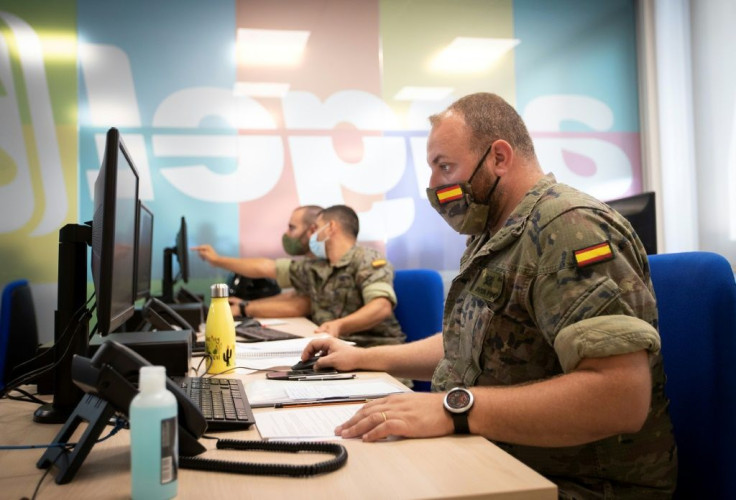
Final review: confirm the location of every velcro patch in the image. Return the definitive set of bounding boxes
[470,268,504,302]
[436,185,463,204]
[371,259,387,268]
[574,241,614,268]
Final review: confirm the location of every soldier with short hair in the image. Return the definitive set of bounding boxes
[301,93,678,498]
[194,205,405,347]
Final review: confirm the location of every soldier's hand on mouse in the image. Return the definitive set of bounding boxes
[301,337,362,372]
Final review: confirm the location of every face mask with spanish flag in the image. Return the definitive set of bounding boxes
[425,145,499,235]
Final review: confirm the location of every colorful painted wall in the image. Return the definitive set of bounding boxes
[0,0,640,338]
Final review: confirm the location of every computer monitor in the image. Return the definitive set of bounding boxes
[34,127,140,423]
[161,216,190,303]
[607,191,657,255]
[135,201,154,300]
[91,128,140,336]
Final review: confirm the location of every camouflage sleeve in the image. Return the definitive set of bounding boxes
[356,249,397,307]
[274,258,294,288]
[554,315,660,372]
[530,206,661,372]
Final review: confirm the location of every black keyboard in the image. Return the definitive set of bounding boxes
[173,377,255,431]
[235,325,301,342]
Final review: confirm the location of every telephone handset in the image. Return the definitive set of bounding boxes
[38,341,348,484]
[72,340,207,455]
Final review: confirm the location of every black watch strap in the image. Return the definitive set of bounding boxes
[238,301,250,317]
[451,412,470,434]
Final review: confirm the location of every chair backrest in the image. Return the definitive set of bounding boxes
[0,280,39,392]
[648,252,736,498]
[393,269,444,391]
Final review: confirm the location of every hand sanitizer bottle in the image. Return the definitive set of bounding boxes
[204,283,236,375]
[130,366,178,500]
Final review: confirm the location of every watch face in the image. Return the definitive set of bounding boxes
[446,389,471,410]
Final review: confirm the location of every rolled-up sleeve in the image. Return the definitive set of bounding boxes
[362,281,397,307]
[554,315,661,372]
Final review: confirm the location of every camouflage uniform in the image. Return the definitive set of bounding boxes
[274,246,405,347]
[432,174,677,498]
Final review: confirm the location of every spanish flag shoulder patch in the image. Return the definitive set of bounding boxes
[371,259,387,268]
[574,241,614,268]
[436,184,464,204]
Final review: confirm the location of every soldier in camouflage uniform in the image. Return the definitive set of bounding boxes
[195,205,404,347]
[275,205,404,347]
[302,93,678,498]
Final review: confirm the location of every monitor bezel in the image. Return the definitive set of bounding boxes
[176,216,189,284]
[135,201,154,300]
[91,127,140,336]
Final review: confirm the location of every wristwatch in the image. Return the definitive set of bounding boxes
[443,387,474,434]
[238,300,250,318]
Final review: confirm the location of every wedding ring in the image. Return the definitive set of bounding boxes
[381,411,388,423]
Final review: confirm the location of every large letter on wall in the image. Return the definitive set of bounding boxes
[153,87,283,203]
[524,95,633,200]
[284,90,413,240]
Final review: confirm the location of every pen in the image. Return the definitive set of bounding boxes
[289,374,357,381]
[274,398,368,409]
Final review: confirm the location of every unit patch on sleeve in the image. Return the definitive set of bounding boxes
[574,241,614,268]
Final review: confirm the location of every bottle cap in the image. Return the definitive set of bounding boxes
[139,366,166,393]
[210,283,229,298]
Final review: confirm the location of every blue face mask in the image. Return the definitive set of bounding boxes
[309,225,328,259]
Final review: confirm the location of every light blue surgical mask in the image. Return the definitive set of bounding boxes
[309,224,329,260]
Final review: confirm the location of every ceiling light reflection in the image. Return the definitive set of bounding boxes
[431,37,520,74]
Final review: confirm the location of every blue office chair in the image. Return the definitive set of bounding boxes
[0,279,39,392]
[649,252,736,498]
[393,269,444,392]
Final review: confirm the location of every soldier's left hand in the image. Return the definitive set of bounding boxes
[336,392,454,442]
[315,319,343,337]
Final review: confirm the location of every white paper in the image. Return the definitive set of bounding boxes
[237,336,319,354]
[246,378,408,407]
[256,404,364,440]
[234,335,354,370]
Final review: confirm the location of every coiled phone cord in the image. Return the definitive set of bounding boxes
[179,439,348,477]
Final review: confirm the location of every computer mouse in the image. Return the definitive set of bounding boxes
[291,355,320,371]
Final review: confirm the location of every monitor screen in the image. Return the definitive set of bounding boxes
[135,201,154,300]
[91,128,140,336]
[607,191,657,255]
[175,216,189,283]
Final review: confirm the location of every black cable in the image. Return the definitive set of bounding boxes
[0,306,94,397]
[179,440,348,477]
[31,447,65,500]
[6,387,46,405]
[22,415,124,499]
[8,294,94,379]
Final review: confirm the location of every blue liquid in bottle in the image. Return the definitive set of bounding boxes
[130,366,178,500]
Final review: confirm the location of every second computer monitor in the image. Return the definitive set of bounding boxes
[161,216,190,303]
[135,201,154,300]
[607,191,657,255]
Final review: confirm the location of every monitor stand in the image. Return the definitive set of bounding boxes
[34,224,91,424]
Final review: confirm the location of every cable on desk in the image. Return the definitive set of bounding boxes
[179,439,348,477]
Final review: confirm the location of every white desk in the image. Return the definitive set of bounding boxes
[0,318,557,499]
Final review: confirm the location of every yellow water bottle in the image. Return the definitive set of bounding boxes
[204,283,236,374]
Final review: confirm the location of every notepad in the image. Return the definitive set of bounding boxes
[245,378,408,407]
[234,336,317,369]
[256,404,364,440]
[234,335,352,370]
